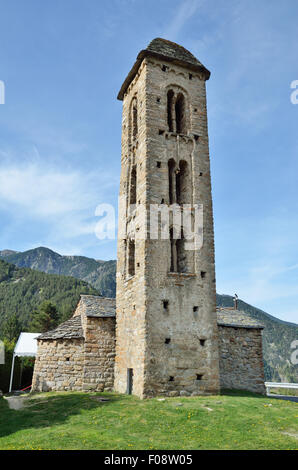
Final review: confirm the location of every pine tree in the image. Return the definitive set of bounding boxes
[30,301,59,333]
[2,314,21,342]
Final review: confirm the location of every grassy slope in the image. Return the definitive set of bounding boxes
[0,391,297,450]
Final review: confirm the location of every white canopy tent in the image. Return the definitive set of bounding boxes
[9,332,40,393]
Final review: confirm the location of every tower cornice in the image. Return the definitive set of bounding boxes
[117,38,211,101]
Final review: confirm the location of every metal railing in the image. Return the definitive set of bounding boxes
[265,382,298,394]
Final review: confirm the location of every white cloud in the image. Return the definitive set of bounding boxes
[0,153,118,253]
[164,0,205,40]
[0,164,89,216]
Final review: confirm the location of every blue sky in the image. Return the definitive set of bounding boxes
[0,0,297,323]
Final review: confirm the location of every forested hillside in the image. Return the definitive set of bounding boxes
[0,259,99,339]
[0,247,116,297]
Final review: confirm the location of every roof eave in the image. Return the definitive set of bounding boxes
[86,313,115,318]
[217,322,264,330]
[117,49,211,101]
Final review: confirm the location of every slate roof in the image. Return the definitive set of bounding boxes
[80,295,116,318]
[118,38,210,100]
[37,315,84,340]
[38,298,263,341]
[216,308,264,329]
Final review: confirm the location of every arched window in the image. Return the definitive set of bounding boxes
[175,93,186,134]
[170,227,177,273]
[166,89,188,134]
[177,230,187,273]
[128,239,135,277]
[176,160,190,205]
[131,97,138,140]
[129,165,137,205]
[167,90,174,132]
[168,159,176,204]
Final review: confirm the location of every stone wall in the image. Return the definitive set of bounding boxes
[32,338,84,392]
[32,314,116,393]
[83,317,115,392]
[115,49,220,398]
[32,314,265,395]
[114,57,149,398]
[218,326,265,394]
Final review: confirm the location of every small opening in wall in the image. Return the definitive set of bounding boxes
[156,161,161,168]
[128,239,135,277]
[165,338,171,344]
[157,97,161,103]
[201,271,206,279]
[200,339,206,347]
[159,129,165,135]
[194,108,198,112]
[137,262,140,267]
[199,172,203,177]
[196,374,203,381]
[162,65,167,72]
[163,300,169,310]
[127,368,133,395]
[189,73,193,80]
[66,357,70,362]
[193,306,199,312]
[194,134,199,141]
[161,198,165,204]
[169,376,174,382]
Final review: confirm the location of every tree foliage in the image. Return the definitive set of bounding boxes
[29,301,59,333]
[0,259,99,339]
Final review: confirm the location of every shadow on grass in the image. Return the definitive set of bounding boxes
[0,392,123,439]
[220,389,267,399]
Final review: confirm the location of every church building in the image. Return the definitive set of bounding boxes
[32,39,265,398]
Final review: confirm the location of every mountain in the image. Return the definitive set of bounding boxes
[216,294,298,382]
[0,258,99,338]
[0,247,116,298]
[1,247,297,382]
[0,250,18,257]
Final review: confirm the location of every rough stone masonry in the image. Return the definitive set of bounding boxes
[32,38,265,397]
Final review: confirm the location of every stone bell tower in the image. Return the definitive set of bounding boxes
[114,38,220,398]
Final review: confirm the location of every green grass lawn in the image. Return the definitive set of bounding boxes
[0,390,297,450]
